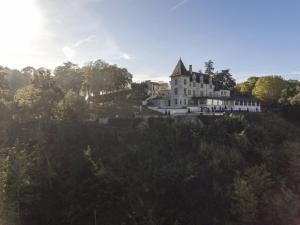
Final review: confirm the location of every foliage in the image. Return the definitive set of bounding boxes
[131,82,149,99]
[0,112,299,225]
[236,77,259,96]
[54,62,84,94]
[82,60,132,98]
[54,90,88,120]
[0,60,300,225]
[213,69,236,91]
[14,85,41,107]
[204,60,215,76]
[252,76,287,105]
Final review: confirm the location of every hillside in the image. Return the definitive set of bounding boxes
[1,113,300,225]
[89,90,159,118]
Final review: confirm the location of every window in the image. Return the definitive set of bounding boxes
[209,92,212,97]
[174,88,178,95]
[193,90,196,96]
[184,79,187,85]
[184,88,187,95]
[184,99,186,105]
[209,85,212,89]
[188,90,191,95]
[175,79,178,85]
[200,91,203,96]
[201,84,204,88]
[193,82,196,87]
[175,99,178,105]
[235,100,239,105]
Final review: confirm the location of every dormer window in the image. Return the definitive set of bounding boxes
[192,74,196,81]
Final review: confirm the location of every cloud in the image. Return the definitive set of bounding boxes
[120,52,131,60]
[62,35,96,60]
[62,46,76,60]
[62,33,132,63]
[73,35,96,47]
[170,0,189,11]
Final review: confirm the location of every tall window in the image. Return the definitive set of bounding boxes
[193,82,195,87]
[188,90,191,95]
[184,79,187,85]
[201,84,204,88]
[184,99,186,105]
[174,88,178,95]
[193,90,196,96]
[209,85,212,89]
[175,99,178,105]
[175,79,178,85]
[184,88,187,95]
[200,91,204,97]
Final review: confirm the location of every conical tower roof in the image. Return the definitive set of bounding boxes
[171,58,190,76]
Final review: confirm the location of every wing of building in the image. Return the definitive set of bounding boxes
[148,59,261,114]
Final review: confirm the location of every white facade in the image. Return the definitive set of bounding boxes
[150,59,261,113]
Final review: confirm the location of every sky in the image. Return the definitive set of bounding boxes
[0,0,300,82]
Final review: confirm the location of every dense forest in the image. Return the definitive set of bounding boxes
[0,60,300,225]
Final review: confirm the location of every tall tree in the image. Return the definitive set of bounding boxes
[54,90,88,121]
[204,60,215,76]
[236,77,259,96]
[213,69,236,91]
[54,62,84,94]
[0,66,12,101]
[252,76,287,104]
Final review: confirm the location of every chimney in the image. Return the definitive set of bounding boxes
[189,65,192,73]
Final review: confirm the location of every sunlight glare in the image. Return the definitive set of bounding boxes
[0,0,43,52]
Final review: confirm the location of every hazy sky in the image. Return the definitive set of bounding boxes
[1,0,300,82]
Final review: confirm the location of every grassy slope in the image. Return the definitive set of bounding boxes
[90,90,160,118]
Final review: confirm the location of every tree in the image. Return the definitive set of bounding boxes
[54,90,88,120]
[131,82,149,99]
[252,76,287,105]
[0,66,12,101]
[4,69,31,91]
[279,80,300,106]
[230,177,258,224]
[213,69,236,91]
[236,77,259,96]
[14,68,63,120]
[54,62,84,94]
[82,60,132,97]
[14,85,41,108]
[204,60,215,76]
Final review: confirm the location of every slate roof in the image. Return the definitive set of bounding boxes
[171,59,212,84]
[171,59,190,76]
